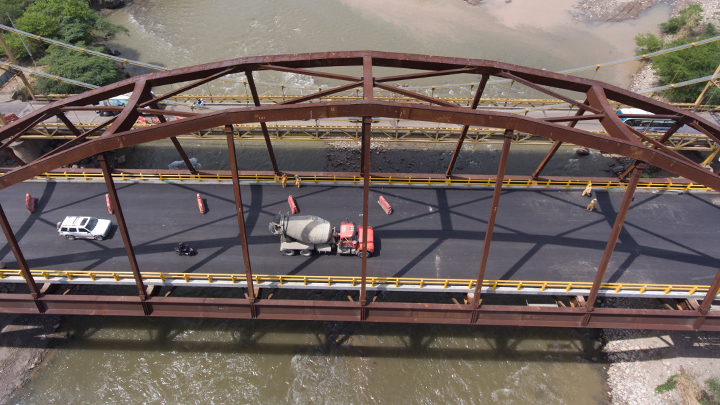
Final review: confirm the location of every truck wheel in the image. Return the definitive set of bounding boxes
[66,235,75,240]
[356,250,372,258]
[300,250,312,257]
[282,249,295,256]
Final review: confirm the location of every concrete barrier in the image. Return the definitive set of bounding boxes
[288,195,299,214]
[105,194,113,214]
[25,194,34,213]
[197,193,206,214]
[378,196,392,215]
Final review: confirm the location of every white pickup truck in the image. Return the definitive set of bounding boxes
[57,216,111,240]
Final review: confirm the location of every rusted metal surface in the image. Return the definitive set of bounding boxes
[0,293,719,331]
[473,130,513,308]
[245,70,280,174]
[0,203,39,299]
[226,125,256,301]
[446,73,489,177]
[98,153,148,303]
[359,117,371,309]
[0,51,719,329]
[583,164,645,325]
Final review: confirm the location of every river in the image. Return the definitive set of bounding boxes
[11,0,672,403]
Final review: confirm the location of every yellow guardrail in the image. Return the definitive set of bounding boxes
[1,269,712,297]
[29,171,716,192]
[15,122,716,150]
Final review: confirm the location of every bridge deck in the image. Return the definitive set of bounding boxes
[1,181,718,290]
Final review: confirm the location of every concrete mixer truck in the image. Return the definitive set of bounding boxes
[269,214,374,257]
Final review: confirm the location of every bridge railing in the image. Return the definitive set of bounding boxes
[0,269,712,300]
[30,171,716,192]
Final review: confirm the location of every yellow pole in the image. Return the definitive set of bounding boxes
[0,34,35,101]
[693,61,720,111]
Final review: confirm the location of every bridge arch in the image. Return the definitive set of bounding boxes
[0,50,717,190]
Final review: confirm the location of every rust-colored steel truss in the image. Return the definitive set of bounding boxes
[1,51,720,330]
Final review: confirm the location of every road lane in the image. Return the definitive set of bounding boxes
[0,181,718,285]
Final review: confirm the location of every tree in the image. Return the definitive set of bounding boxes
[635,6,720,105]
[35,45,126,94]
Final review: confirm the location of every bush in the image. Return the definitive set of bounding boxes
[635,5,720,105]
[35,45,125,94]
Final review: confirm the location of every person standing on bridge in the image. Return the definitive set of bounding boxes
[586,198,598,211]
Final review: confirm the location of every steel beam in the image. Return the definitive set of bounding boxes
[375,67,476,83]
[97,153,148,302]
[277,81,363,105]
[472,130,513,308]
[147,101,197,175]
[374,82,458,108]
[260,64,361,82]
[446,74,489,177]
[0,293,716,330]
[56,113,81,136]
[139,67,235,107]
[359,116,371,310]
[245,70,280,174]
[0,203,40,302]
[225,124,256,301]
[3,148,25,166]
[363,55,373,101]
[4,102,720,194]
[42,118,115,159]
[583,163,645,324]
[532,100,589,179]
[693,267,720,329]
[501,72,601,114]
[619,120,684,180]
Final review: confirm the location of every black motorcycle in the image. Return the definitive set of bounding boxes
[175,242,196,256]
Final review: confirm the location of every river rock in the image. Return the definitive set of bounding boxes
[575,147,590,156]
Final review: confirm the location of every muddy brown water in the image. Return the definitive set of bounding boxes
[10,1,675,402]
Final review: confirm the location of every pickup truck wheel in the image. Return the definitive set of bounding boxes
[300,250,312,257]
[282,249,295,256]
[66,235,75,240]
[94,235,104,241]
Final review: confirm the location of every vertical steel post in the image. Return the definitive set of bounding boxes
[360,55,373,177]
[245,70,280,175]
[531,100,588,179]
[226,125,256,300]
[693,268,720,329]
[472,129,513,307]
[584,163,645,319]
[56,113,82,136]
[148,101,198,175]
[359,117,372,309]
[3,148,25,166]
[619,120,683,180]
[97,153,148,301]
[446,74,489,177]
[0,202,40,300]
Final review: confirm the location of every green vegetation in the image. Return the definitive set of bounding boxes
[655,374,679,394]
[635,5,720,105]
[654,370,720,404]
[0,0,127,94]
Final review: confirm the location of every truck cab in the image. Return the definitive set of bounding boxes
[338,221,374,257]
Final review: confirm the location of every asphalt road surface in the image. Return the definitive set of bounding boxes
[1,181,719,285]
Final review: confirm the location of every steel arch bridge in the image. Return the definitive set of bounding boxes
[1,51,720,330]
